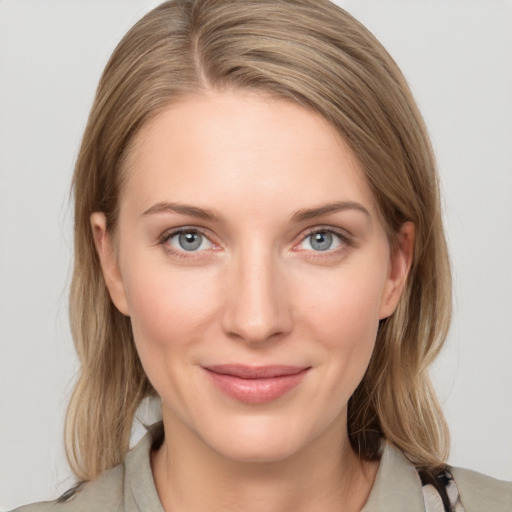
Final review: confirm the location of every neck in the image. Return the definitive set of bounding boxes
[151,416,378,512]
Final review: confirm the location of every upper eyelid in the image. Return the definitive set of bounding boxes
[159,227,217,257]
[158,227,215,251]
[298,225,352,241]
[160,226,214,241]
[293,227,353,255]
[157,225,352,248]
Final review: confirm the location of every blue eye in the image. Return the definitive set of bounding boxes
[167,230,213,252]
[300,230,343,251]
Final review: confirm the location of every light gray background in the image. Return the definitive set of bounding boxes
[1,0,511,509]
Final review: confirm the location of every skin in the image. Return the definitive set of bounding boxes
[92,90,414,512]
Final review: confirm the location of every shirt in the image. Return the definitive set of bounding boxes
[12,424,512,511]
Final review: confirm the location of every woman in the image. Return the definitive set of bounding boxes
[14,0,511,510]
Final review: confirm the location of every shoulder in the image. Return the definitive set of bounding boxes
[11,463,124,512]
[11,424,163,512]
[363,441,512,512]
[450,466,512,512]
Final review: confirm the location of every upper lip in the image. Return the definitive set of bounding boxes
[203,365,310,379]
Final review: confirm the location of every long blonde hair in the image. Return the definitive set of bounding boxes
[67,0,451,481]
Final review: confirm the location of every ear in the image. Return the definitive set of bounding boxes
[90,212,130,316]
[379,221,415,320]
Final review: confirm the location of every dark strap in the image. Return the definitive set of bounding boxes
[418,467,466,511]
[419,468,453,511]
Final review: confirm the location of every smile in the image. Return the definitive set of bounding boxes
[202,365,310,405]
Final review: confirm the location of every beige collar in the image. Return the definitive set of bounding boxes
[361,441,425,512]
[125,424,425,512]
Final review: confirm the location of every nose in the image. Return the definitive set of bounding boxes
[221,246,293,345]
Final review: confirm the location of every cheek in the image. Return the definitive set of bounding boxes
[301,262,386,344]
[122,261,221,368]
[297,260,389,390]
[123,265,224,416]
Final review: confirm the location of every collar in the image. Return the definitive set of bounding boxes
[124,423,425,511]
[124,423,165,512]
[361,441,425,511]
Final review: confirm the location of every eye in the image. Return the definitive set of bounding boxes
[166,229,213,252]
[299,229,344,252]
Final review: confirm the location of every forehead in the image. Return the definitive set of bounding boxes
[120,90,378,220]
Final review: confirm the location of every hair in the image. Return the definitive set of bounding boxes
[66,0,452,481]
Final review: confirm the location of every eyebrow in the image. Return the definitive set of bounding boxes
[142,202,222,221]
[142,200,370,223]
[291,201,370,223]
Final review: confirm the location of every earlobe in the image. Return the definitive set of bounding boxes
[378,222,415,320]
[90,212,130,316]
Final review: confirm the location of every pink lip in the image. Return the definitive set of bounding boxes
[203,365,310,404]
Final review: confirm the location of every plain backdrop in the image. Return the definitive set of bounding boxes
[1,0,511,509]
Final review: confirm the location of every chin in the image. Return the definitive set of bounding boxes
[197,413,317,464]
[212,436,303,464]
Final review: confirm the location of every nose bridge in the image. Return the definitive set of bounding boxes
[222,240,292,344]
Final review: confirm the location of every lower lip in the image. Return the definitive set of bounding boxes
[204,368,309,405]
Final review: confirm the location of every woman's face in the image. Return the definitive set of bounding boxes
[93,90,412,463]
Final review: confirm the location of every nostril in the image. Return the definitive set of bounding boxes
[221,297,293,345]
[225,321,288,346]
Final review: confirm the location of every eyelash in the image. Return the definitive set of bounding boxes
[158,226,353,258]
[294,227,352,256]
[158,227,218,259]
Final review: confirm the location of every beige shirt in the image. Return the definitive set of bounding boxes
[13,427,512,512]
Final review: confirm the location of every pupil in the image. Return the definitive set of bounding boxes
[311,232,332,251]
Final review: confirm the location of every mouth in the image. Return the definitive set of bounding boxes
[202,364,310,404]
